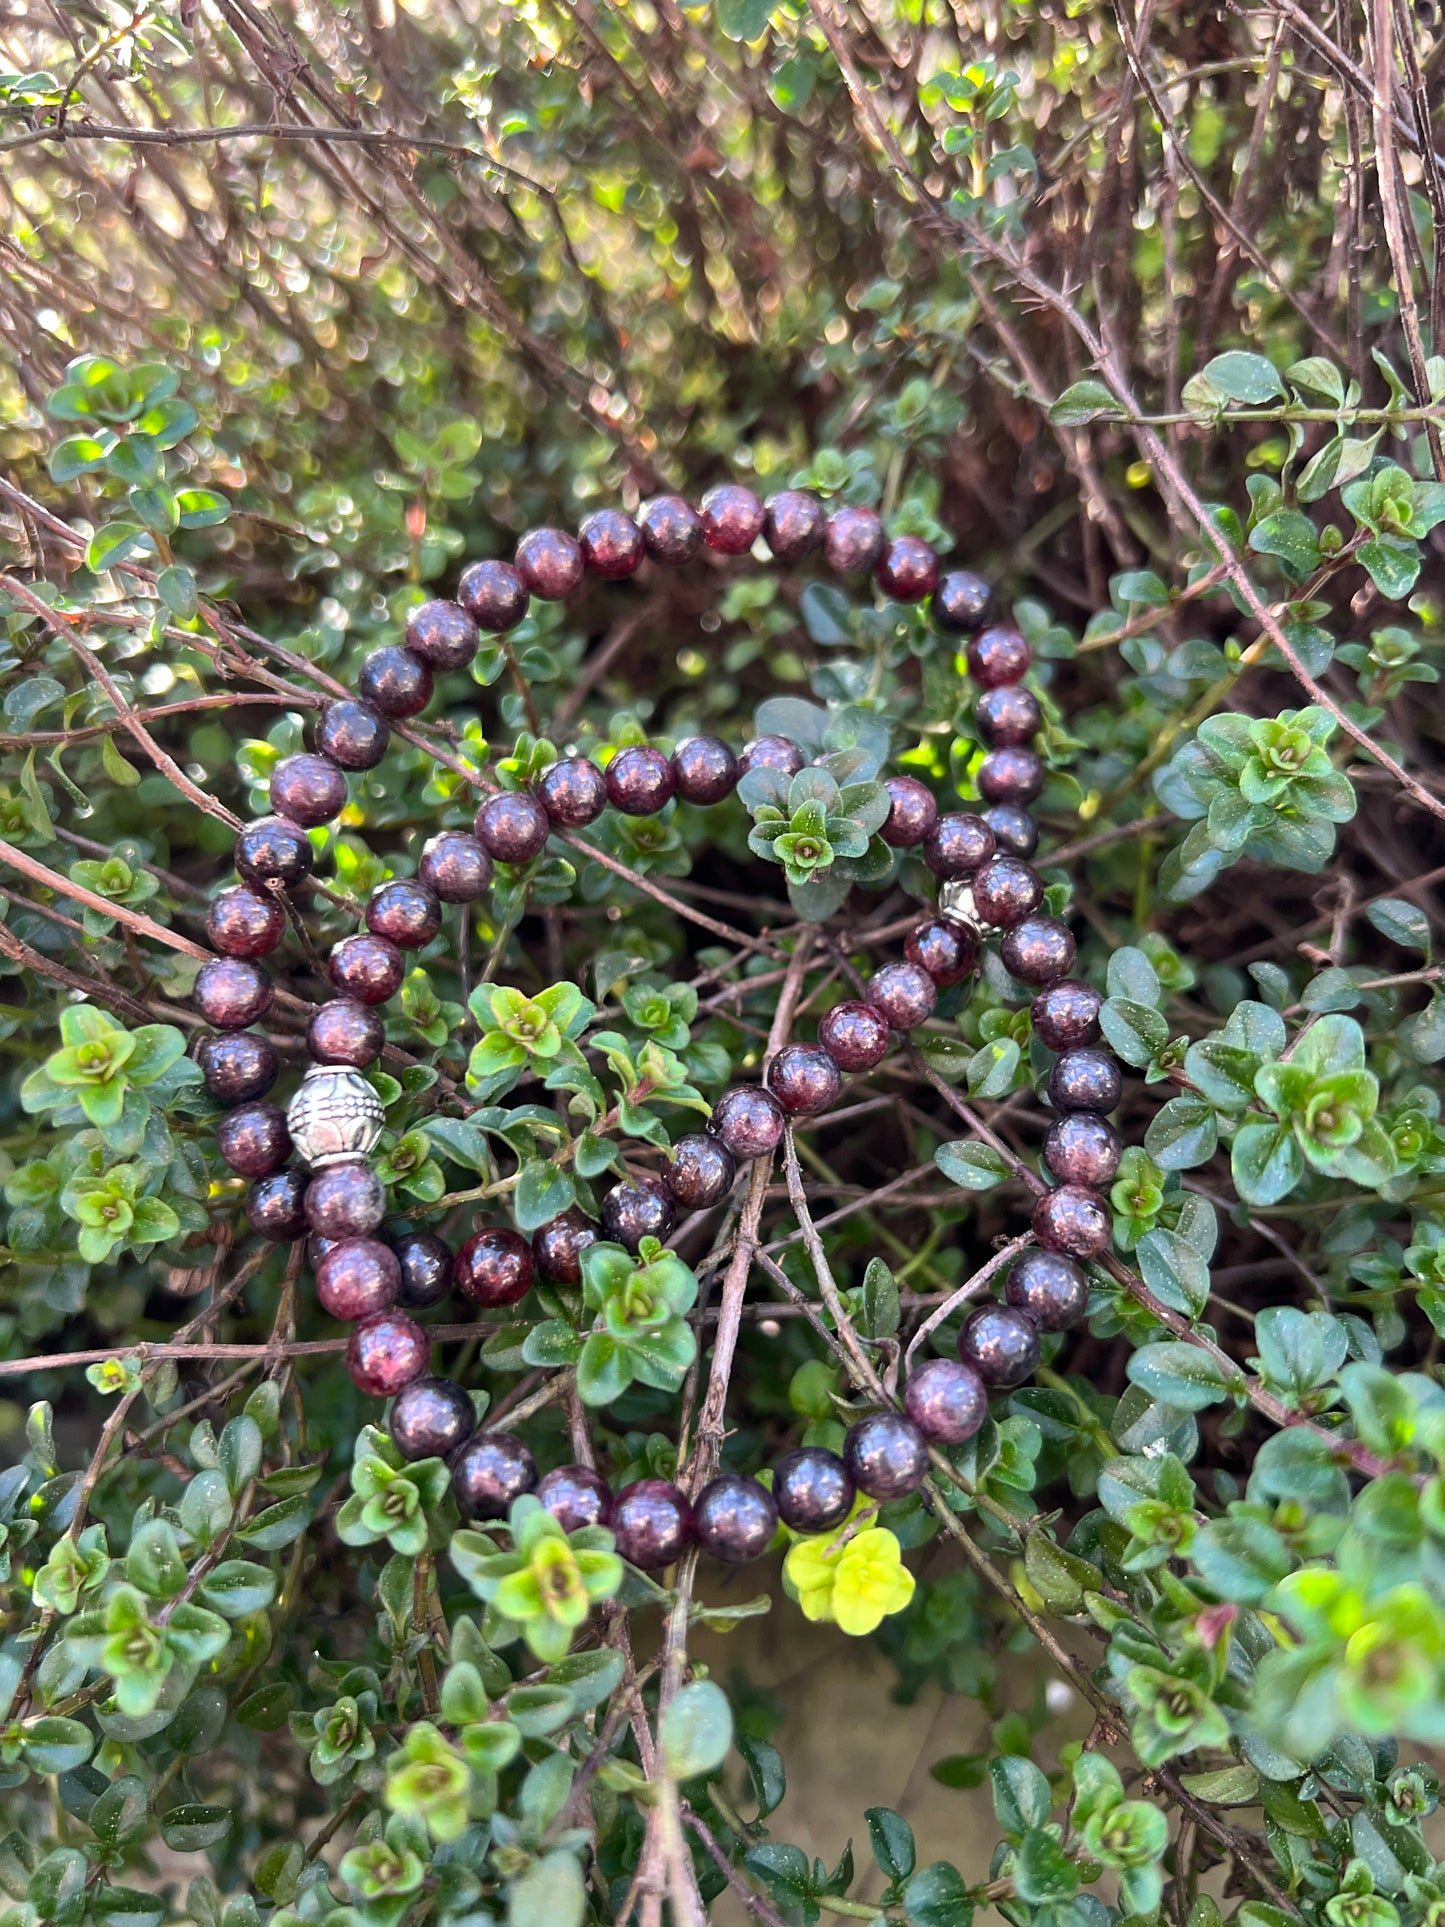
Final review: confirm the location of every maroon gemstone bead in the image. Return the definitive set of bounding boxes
[772,1448,854,1532]
[931,569,991,634]
[843,1412,928,1501]
[197,1031,279,1105]
[515,527,583,600]
[880,775,939,848]
[1048,1047,1122,1115]
[537,1463,613,1532]
[366,878,442,949]
[532,1208,599,1286]
[1043,1112,1121,1189]
[329,933,405,1005]
[959,1302,1039,1388]
[824,504,885,574]
[245,1169,308,1241]
[875,536,939,602]
[390,1377,475,1462]
[739,736,806,779]
[475,791,550,864]
[612,1479,693,1568]
[236,816,313,889]
[904,916,978,988]
[1031,980,1102,1050]
[318,699,390,770]
[419,831,493,902]
[924,812,995,879]
[763,489,826,561]
[866,961,937,1031]
[710,1085,786,1160]
[538,758,608,828]
[904,1358,988,1444]
[979,747,1044,807]
[967,626,1032,689]
[600,1173,676,1251]
[699,483,765,554]
[975,684,1041,748]
[308,999,385,1069]
[638,495,704,563]
[453,1431,537,1519]
[316,1237,400,1321]
[1006,1249,1088,1331]
[578,507,644,579]
[455,1226,535,1307]
[195,958,273,1031]
[305,1161,386,1240]
[393,1230,455,1309]
[664,1133,736,1208]
[983,805,1039,860]
[766,1043,842,1116]
[458,558,529,632]
[217,1102,291,1179]
[817,1000,891,1072]
[358,646,432,718]
[973,856,1045,929]
[405,600,477,671]
[1033,1183,1112,1258]
[1001,917,1076,987]
[347,1310,429,1398]
[671,736,739,806]
[694,1475,777,1564]
[206,885,285,960]
[270,753,347,829]
[606,746,675,815]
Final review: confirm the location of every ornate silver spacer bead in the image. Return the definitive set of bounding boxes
[285,1063,385,1169]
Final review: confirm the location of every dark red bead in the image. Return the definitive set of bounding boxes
[458,559,529,632]
[699,483,764,554]
[671,736,738,806]
[973,856,1044,929]
[1048,1047,1122,1115]
[1031,980,1103,1050]
[358,646,432,718]
[931,569,991,634]
[419,831,493,902]
[245,1169,308,1241]
[880,775,938,848]
[455,1226,535,1307]
[316,1237,400,1321]
[328,933,405,1005]
[923,813,995,880]
[772,1448,854,1532]
[305,1162,386,1239]
[983,805,1039,859]
[958,1303,1039,1388]
[1006,1249,1088,1331]
[606,746,675,815]
[710,1085,785,1160]
[390,1377,475,1461]
[347,1310,429,1398]
[739,735,805,779]
[904,916,978,988]
[824,505,885,574]
[694,1475,777,1564]
[453,1431,537,1519]
[393,1230,455,1309]
[1033,1184,1112,1258]
[638,495,704,563]
[532,1208,599,1286]
[979,747,1044,807]
[904,1358,988,1444]
[817,1000,891,1071]
[317,699,389,770]
[976,684,1041,748]
[475,791,549,864]
[217,1102,290,1178]
[1001,917,1076,987]
[538,758,608,827]
[308,999,385,1068]
[600,1173,676,1250]
[206,885,285,960]
[843,1412,928,1500]
[612,1479,693,1568]
[195,958,273,1030]
[515,527,583,600]
[866,961,937,1031]
[236,816,312,889]
[366,878,442,949]
[967,626,1032,689]
[405,599,477,670]
[579,508,644,579]
[664,1133,736,1208]
[875,536,939,602]
[766,1043,842,1116]
[1043,1112,1121,1189]
[536,1463,613,1532]
[270,753,346,829]
[197,1031,278,1105]
[763,489,826,561]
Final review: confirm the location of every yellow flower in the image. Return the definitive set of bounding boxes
[784,1526,915,1637]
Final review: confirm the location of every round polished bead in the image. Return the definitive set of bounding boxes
[824,504,885,574]
[979,747,1044,807]
[390,1377,475,1462]
[664,1133,736,1209]
[236,816,313,889]
[866,961,937,1031]
[880,775,938,848]
[217,1102,290,1178]
[710,1085,786,1160]
[532,1208,599,1286]
[270,753,346,829]
[931,569,991,634]
[316,1237,400,1321]
[1043,1112,1122,1189]
[579,508,644,579]
[967,626,1032,689]
[206,885,285,960]
[975,684,1042,747]
[924,812,995,879]
[245,1169,308,1241]
[347,1310,429,1397]
[1048,1047,1122,1115]
[305,1161,386,1239]
[366,879,442,949]
[904,1358,988,1444]
[392,1229,454,1309]
[600,1173,676,1251]
[638,495,704,563]
[538,758,608,827]
[1001,917,1076,987]
[455,1227,535,1307]
[959,1302,1039,1388]
[515,527,584,600]
[606,746,675,815]
[1006,1249,1088,1331]
[195,958,273,1031]
[983,805,1039,860]
[307,999,385,1069]
[322,935,410,1003]
[875,536,939,602]
[764,489,827,561]
[475,791,550,864]
[973,856,1044,929]
[1033,1183,1112,1258]
[452,1431,537,1519]
[672,736,739,806]
[197,1031,279,1105]
[699,483,765,554]
[1031,980,1103,1050]
[739,735,805,779]
[536,1463,614,1533]
[317,699,389,770]
[612,1479,693,1568]
[904,916,978,988]
[817,1000,891,1072]
[419,832,492,903]
[695,1475,778,1564]
[458,558,530,632]
[405,599,478,670]
[358,645,433,718]
[843,1411,928,1501]
[766,1043,842,1117]
[772,1447,854,1533]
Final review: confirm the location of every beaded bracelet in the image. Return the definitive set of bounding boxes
[184,481,1124,1579]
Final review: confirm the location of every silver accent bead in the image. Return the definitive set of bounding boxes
[939,881,981,926]
[285,1064,385,1169]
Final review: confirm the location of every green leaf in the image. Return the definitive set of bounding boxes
[866,1807,916,1882]
[1101,997,1168,1067]
[1198,351,1286,403]
[1048,380,1123,425]
[660,1679,732,1780]
[1127,1342,1233,1411]
[990,1755,1052,1836]
[85,521,150,573]
[1231,1117,1304,1206]
[174,488,230,529]
[1357,535,1421,600]
[160,1804,231,1852]
[1367,896,1431,955]
[1144,1095,1218,1170]
[715,0,773,39]
[901,1860,973,1927]
[512,1158,575,1235]
[860,1257,900,1340]
[935,1140,1012,1190]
